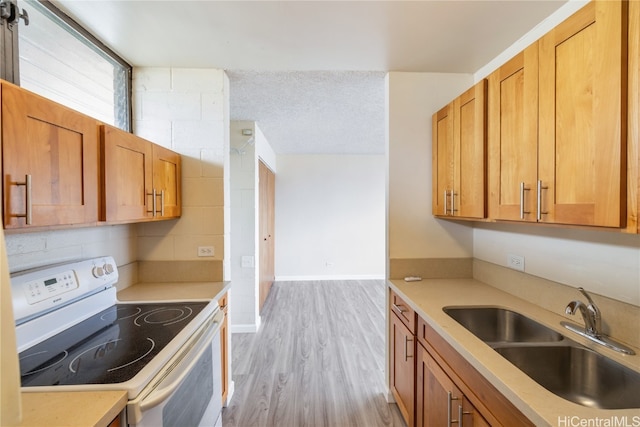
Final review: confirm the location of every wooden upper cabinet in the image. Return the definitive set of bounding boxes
[630,0,640,233]
[101,124,181,222]
[538,0,627,227]
[432,103,454,216]
[152,144,181,218]
[101,124,153,222]
[433,80,487,219]
[1,82,99,229]
[488,43,539,222]
[454,80,487,219]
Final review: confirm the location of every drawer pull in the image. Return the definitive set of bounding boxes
[392,303,408,317]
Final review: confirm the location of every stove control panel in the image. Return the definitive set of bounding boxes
[11,256,119,324]
[23,269,79,305]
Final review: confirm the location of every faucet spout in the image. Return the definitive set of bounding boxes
[564,288,601,337]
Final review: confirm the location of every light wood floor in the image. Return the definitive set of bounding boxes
[222,280,406,427]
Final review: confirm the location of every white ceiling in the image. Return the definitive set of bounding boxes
[52,0,568,154]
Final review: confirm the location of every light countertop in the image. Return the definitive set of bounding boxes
[117,281,230,302]
[17,391,127,427]
[388,278,640,426]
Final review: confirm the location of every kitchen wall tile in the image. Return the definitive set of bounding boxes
[171,69,225,93]
[172,119,224,151]
[138,236,175,260]
[180,150,204,178]
[201,148,225,178]
[133,68,171,92]
[139,92,202,121]
[182,177,224,207]
[138,260,223,282]
[8,246,81,272]
[137,219,179,237]
[134,119,172,149]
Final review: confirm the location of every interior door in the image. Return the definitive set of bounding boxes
[259,160,275,312]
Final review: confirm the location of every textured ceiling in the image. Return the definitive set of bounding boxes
[228,71,385,154]
[53,0,570,154]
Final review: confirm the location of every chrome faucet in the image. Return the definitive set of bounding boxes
[562,287,635,355]
[565,287,601,337]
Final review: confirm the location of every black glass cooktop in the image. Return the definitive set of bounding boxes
[19,302,207,387]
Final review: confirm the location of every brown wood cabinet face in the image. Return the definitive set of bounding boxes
[2,82,99,228]
[488,43,539,222]
[454,80,487,219]
[630,0,640,233]
[538,0,627,227]
[258,160,275,312]
[390,310,415,427]
[101,125,181,222]
[152,144,181,218]
[432,103,454,216]
[101,124,153,222]
[416,343,488,427]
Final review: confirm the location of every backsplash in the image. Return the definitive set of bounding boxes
[473,259,640,349]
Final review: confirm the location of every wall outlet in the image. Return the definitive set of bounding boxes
[197,246,215,257]
[507,254,525,272]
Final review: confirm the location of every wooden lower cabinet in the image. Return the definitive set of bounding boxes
[416,316,535,427]
[390,309,415,426]
[416,342,488,427]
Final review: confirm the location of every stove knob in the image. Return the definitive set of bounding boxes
[103,263,115,275]
[92,266,104,278]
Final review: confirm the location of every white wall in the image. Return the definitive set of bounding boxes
[275,154,385,280]
[133,68,230,277]
[386,72,474,261]
[470,0,640,307]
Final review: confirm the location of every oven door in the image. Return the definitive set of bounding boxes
[126,308,224,427]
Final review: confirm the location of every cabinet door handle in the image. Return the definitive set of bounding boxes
[146,189,157,217]
[443,190,449,215]
[458,404,472,427]
[160,190,165,216]
[451,191,457,215]
[12,174,32,225]
[520,182,531,219]
[537,180,548,221]
[403,336,413,361]
[447,391,460,426]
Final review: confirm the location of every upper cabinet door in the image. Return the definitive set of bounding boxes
[453,80,487,219]
[2,82,99,229]
[488,43,539,222]
[101,124,153,222]
[538,0,627,227]
[152,144,181,219]
[432,103,454,216]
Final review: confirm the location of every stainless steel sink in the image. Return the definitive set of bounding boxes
[443,306,564,344]
[495,345,640,409]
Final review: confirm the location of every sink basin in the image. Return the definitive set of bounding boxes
[495,345,640,409]
[443,306,564,344]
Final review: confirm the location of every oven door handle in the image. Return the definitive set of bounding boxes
[138,309,224,412]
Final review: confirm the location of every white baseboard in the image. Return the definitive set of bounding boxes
[230,323,258,333]
[275,274,385,281]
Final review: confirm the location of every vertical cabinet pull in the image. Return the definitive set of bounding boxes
[447,391,460,426]
[443,190,449,215]
[451,191,457,215]
[147,189,157,217]
[537,180,548,221]
[11,174,33,225]
[403,336,413,361]
[519,182,531,219]
[159,190,165,217]
[458,404,472,427]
